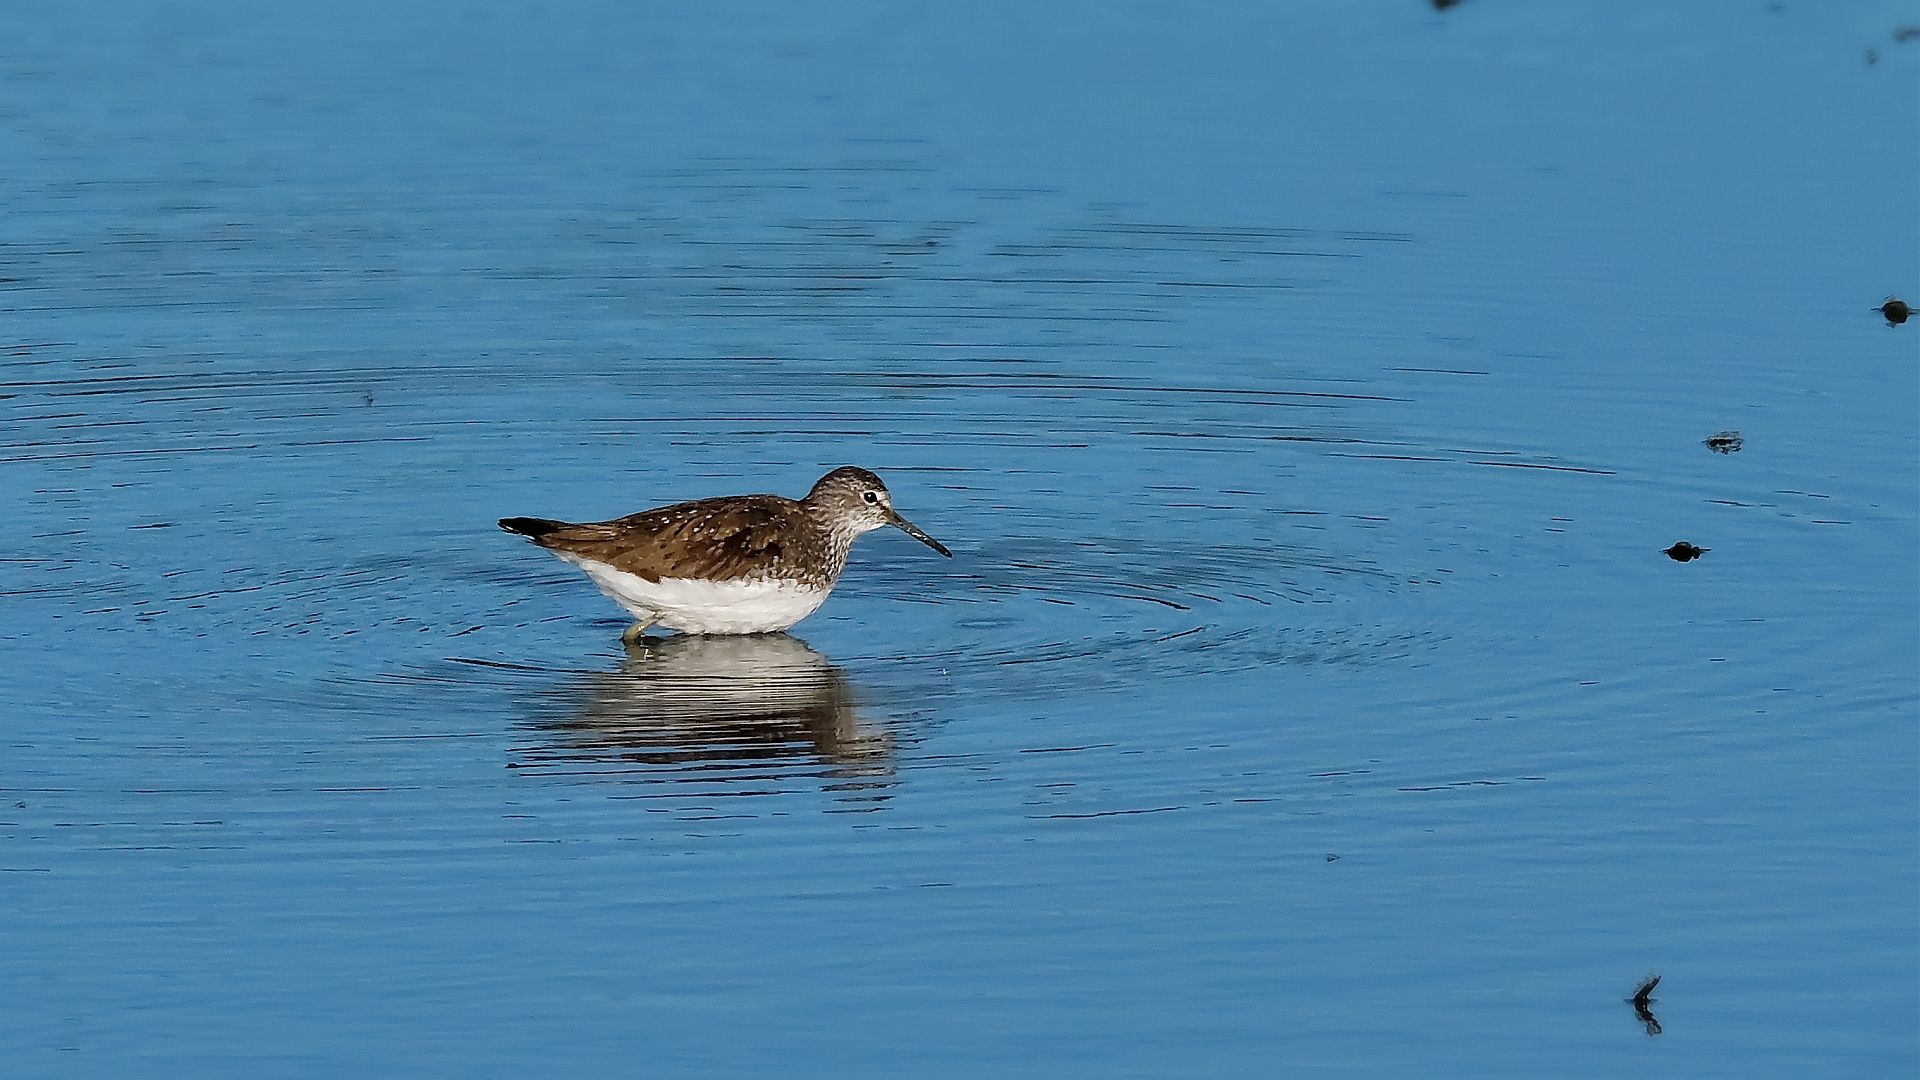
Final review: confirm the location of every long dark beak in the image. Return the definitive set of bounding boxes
[889,511,952,557]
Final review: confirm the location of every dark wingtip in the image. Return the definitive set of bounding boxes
[499,516,565,538]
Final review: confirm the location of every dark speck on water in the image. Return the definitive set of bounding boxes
[1631,975,1664,1036]
[1632,974,1661,1007]
[1879,297,1910,326]
[1703,430,1743,454]
[1664,542,1710,562]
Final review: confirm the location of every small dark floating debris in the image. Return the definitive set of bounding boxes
[1325,853,1339,862]
[1703,431,1743,454]
[1664,542,1708,562]
[1432,0,1466,9]
[1632,974,1660,1007]
[1631,974,1663,1036]
[1881,297,1910,326]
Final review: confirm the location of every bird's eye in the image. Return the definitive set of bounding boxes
[863,491,879,504]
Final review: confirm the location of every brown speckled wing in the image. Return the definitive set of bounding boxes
[527,495,816,583]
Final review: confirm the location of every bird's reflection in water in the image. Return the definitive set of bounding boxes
[509,633,895,808]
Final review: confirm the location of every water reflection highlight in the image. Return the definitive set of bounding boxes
[505,633,894,803]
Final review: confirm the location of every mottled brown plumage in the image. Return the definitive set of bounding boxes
[504,496,814,585]
[500,466,950,635]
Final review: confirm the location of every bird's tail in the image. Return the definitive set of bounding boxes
[499,516,567,538]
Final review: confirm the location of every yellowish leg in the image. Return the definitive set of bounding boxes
[621,617,659,647]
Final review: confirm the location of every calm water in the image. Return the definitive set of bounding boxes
[4,1,1916,1076]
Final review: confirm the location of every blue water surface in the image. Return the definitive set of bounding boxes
[3,1,1916,1076]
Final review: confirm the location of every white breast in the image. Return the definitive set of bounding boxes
[555,554,831,634]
